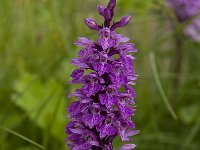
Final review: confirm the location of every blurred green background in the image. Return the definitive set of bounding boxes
[0,0,200,150]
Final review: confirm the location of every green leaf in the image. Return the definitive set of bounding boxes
[11,71,66,142]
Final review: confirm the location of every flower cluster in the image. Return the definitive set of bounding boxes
[66,0,139,149]
[167,0,200,41]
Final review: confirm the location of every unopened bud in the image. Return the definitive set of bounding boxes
[111,15,132,30]
[97,5,105,16]
[104,8,111,21]
[84,18,99,30]
[107,0,116,10]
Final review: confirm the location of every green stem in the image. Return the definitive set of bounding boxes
[0,127,44,149]
[172,32,183,94]
[150,52,177,120]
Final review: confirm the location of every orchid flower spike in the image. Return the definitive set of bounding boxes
[66,0,139,149]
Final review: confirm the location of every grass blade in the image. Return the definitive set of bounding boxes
[149,52,177,120]
[0,127,44,149]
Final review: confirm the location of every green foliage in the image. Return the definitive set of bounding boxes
[0,0,200,150]
[12,71,66,141]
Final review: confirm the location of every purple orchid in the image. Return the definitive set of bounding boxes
[167,0,200,42]
[66,0,139,149]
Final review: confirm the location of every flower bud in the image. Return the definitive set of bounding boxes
[98,5,105,16]
[104,8,111,21]
[111,15,132,30]
[84,18,99,30]
[107,0,116,10]
[107,0,116,19]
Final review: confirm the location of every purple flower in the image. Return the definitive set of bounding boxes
[71,69,84,80]
[93,52,112,76]
[167,0,200,42]
[96,113,117,139]
[98,28,116,50]
[117,120,139,141]
[82,103,105,129]
[66,121,99,150]
[66,0,139,149]
[74,37,94,48]
[99,85,118,109]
